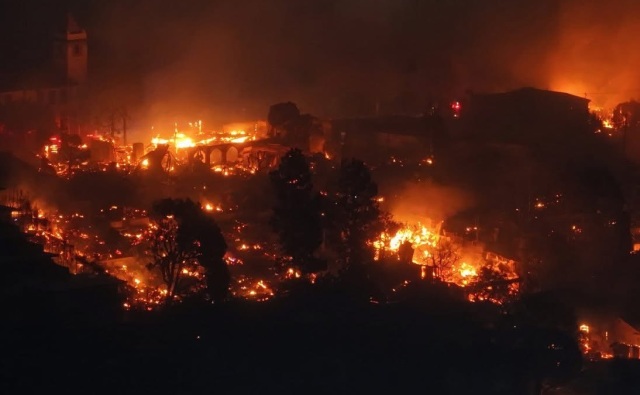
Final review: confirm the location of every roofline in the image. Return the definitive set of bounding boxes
[471,87,591,103]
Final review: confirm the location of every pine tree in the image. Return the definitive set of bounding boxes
[270,149,325,274]
[331,159,389,271]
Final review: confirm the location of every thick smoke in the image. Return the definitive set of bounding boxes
[546,0,640,108]
[4,0,639,131]
[386,181,472,226]
[95,0,639,120]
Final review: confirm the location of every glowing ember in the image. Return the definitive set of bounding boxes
[458,262,478,283]
[373,221,519,299]
[147,121,260,155]
[152,133,195,149]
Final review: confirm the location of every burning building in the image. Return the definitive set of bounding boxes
[579,315,640,360]
[372,219,519,302]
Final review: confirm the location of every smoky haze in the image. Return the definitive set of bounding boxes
[386,181,472,226]
[3,0,640,126]
[547,0,640,108]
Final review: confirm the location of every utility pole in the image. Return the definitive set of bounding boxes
[622,119,629,159]
[174,122,178,155]
[121,107,129,146]
[109,111,116,139]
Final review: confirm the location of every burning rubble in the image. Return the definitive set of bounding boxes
[7,139,522,313]
[39,119,279,178]
[2,187,284,310]
[372,219,519,302]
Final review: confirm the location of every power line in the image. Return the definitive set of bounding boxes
[586,89,640,95]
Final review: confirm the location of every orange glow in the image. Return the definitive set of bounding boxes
[373,221,518,298]
[148,122,257,154]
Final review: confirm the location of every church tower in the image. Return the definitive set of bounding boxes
[53,13,87,85]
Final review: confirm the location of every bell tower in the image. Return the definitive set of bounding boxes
[53,13,87,85]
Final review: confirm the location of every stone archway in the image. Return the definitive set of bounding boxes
[210,148,223,165]
[193,148,207,164]
[226,146,239,163]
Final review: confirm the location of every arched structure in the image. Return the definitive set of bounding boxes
[186,141,290,171]
[188,143,239,167]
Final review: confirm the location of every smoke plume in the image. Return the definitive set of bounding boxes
[386,181,472,226]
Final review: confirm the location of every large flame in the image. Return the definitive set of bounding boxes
[373,221,518,296]
[148,121,259,152]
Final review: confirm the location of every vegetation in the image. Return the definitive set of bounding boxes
[148,198,228,303]
[328,158,390,272]
[269,149,325,273]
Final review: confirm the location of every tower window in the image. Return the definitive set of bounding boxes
[73,43,82,56]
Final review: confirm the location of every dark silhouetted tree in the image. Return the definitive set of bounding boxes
[195,214,229,303]
[268,102,300,136]
[149,198,228,303]
[148,214,191,302]
[330,159,389,272]
[427,238,460,281]
[270,149,324,274]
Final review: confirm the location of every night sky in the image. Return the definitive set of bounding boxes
[0,0,639,123]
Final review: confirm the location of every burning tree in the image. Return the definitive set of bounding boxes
[149,216,190,302]
[148,198,228,303]
[426,237,460,281]
[270,149,325,274]
[330,158,390,271]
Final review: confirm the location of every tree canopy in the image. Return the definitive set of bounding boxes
[329,158,389,272]
[270,148,324,274]
[148,198,228,303]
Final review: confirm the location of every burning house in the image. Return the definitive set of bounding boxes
[579,314,640,360]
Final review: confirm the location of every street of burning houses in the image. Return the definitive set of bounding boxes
[5,86,640,391]
[3,115,518,308]
[7,6,640,393]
